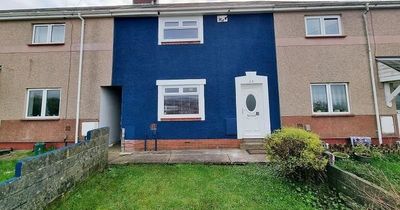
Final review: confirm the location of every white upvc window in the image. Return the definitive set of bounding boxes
[305,15,342,37]
[157,79,206,121]
[310,83,350,114]
[26,89,61,119]
[158,16,204,45]
[32,24,65,44]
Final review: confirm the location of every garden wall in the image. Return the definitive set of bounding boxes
[327,165,399,209]
[0,127,109,210]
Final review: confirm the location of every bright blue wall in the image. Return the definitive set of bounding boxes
[113,14,280,140]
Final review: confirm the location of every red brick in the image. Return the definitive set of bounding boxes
[123,139,240,152]
[0,119,96,149]
[282,115,399,139]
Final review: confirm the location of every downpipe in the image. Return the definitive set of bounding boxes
[74,13,85,144]
[363,3,383,145]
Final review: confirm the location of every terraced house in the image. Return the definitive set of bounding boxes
[0,0,399,151]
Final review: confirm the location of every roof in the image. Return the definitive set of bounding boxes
[377,57,400,72]
[0,1,400,20]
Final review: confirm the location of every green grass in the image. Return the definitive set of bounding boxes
[48,164,348,210]
[0,150,33,182]
[336,154,400,192]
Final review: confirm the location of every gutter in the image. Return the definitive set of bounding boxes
[363,3,383,145]
[74,13,85,144]
[1,3,400,20]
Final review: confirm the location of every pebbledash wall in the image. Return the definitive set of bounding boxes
[0,18,113,149]
[274,9,400,144]
[112,14,281,150]
[0,127,109,210]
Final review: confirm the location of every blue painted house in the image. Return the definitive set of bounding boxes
[112,13,280,150]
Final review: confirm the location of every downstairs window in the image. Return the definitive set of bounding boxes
[311,83,350,114]
[26,89,61,119]
[157,79,206,121]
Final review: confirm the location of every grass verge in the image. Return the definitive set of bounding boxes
[48,164,349,210]
[0,150,33,182]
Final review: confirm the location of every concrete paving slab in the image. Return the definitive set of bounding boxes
[108,147,268,164]
[128,154,171,163]
[168,154,230,164]
[228,152,267,163]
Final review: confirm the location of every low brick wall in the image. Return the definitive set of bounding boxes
[0,127,109,210]
[327,165,399,209]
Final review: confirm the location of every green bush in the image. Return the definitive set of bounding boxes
[352,145,383,159]
[265,127,328,182]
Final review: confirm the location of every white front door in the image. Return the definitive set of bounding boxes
[235,72,271,139]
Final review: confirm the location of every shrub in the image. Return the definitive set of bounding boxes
[265,127,328,182]
[352,145,383,159]
[353,144,371,156]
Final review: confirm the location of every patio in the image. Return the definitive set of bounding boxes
[108,146,267,164]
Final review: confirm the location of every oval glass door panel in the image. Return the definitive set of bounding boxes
[246,94,256,112]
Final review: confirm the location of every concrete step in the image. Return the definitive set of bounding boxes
[240,142,265,150]
[246,149,266,154]
[242,138,265,143]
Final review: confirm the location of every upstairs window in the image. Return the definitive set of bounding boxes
[157,79,206,121]
[32,24,65,44]
[26,89,61,119]
[158,16,203,45]
[311,83,350,114]
[305,16,342,37]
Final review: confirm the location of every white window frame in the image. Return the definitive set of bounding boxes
[310,83,350,115]
[305,15,342,37]
[158,16,204,45]
[32,24,65,44]
[25,88,61,119]
[156,79,206,121]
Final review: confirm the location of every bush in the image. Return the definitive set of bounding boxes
[353,144,383,159]
[265,127,328,182]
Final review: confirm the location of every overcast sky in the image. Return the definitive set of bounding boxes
[0,0,375,11]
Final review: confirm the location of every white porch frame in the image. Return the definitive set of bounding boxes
[384,83,400,107]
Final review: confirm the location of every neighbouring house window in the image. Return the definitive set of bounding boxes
[158,16,204,45]
[305,16,342,36]
[32,24,65,44]
[26,89,61,118]
[156,79,206,121]
[311,83,349,114]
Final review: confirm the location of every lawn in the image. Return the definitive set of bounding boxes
[336,154,400,193]
[0,150,33,182]
[48,164,349,210]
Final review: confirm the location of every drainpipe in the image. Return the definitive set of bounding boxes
[74,13,85,144]
[363,3,383,145]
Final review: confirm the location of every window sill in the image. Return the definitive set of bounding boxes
[160,117,202,122]
[312,113,354,118]
[160,41,202,45]
[305,35,347,39]
[21,117,60,121]
[28,43,65,46]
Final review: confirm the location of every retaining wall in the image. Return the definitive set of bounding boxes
[0,127,109,210]
[327,165,399,209]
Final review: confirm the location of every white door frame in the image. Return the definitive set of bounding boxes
[235,71,271,139]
